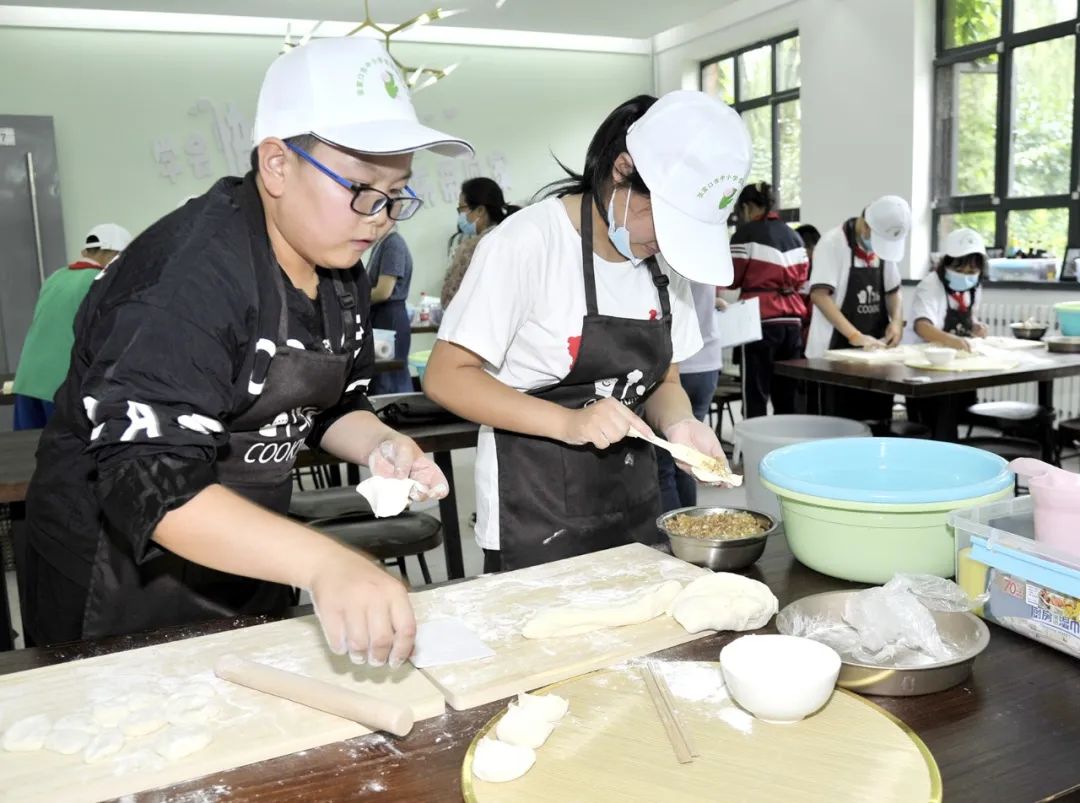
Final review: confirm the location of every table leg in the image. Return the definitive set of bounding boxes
[433,451,465,580]
[1038,380,1056,463]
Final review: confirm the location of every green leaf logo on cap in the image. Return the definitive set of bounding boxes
[383,70,399,99]
[718,189,738,210]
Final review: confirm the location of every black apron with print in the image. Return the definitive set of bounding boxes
[943,285,976,337]
[81,257,360,639]
[829,219,889,349]
[492,195,673,571]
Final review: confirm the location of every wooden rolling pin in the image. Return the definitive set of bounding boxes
[214,654,415,737]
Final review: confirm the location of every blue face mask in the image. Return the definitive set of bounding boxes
[859,232,874,252]
[457,211,477,237]
[945,268,980,291]
[607,189,644,265]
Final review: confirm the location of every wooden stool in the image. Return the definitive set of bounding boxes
[312,512,443,586]
[867,420,932,439]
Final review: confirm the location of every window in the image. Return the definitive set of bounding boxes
[700,33,801,219]
[933,0,1080,264]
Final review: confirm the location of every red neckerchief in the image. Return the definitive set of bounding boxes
[752,212,784,222]
[949,290,971,313]
[68,260,101,271]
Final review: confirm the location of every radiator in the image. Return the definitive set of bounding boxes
[978,302,1079,420]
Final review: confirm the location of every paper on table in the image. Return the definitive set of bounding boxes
[410,617,496,669]
[715,298,762,348]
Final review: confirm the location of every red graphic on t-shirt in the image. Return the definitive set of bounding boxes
[567,335,582,367]
[649,309,658,321]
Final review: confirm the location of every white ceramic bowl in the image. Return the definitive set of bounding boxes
[925,347,957,366]
[720,634,841,723]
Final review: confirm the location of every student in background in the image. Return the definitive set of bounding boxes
[793,223,821,355]
[12,224,132,430]
[440,177,520,308]
[806,196,909,421]
[728,182,809,418]
[367,229,415,394]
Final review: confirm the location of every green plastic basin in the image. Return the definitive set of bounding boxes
[762,480,1013,583]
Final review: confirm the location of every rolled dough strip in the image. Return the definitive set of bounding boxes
[522,580,683,639]
[214,655,414,737]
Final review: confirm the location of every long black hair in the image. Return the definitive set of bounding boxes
[539,94,657,223]
[448,177,521,253]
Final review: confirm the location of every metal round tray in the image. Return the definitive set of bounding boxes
[776,590,990,696]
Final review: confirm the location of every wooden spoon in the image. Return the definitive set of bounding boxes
[627,428,743,486]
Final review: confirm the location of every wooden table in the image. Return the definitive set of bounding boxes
[776,352,1080,457]
[1,535,1076,802]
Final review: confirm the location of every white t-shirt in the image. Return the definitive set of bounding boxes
[805,223,903,358]
[438,197,702,550]
[904,271,983,342]
[681,282,725,374]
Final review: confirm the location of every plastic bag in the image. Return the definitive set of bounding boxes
[780,575,983,666]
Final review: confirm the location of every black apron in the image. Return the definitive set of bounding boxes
[492,196,673,571]
[943,285,976,337]
[829,219,889,350]
[81,258,359,639]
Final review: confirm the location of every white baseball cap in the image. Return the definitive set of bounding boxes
[943,227,987,258]
[864,195,912,262]
[253,37,472,158]
[626,90,752,285]
[84,223,132,252]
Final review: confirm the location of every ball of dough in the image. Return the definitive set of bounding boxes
[93,699,131,728]
[515,692,569,723]
[668,573,779,634]
[84,730,125,764]
[165,693,220,726]
[471,737,535,783]
[495,704,555,749]
[155,725,213,762]
[2,714,51,752]
[44,728,92,755]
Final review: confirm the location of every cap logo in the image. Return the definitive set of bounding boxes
[356,55,408,101]
[718,189,737,210]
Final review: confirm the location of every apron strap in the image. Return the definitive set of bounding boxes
[646,258,671,320]
[270,262,291,343]
[580,194,600,317]
[322,272,357,350]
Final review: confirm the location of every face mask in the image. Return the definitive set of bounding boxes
[945,268,980,291]
[457,211,477,236]
[859,231,874,252]
[607,189,643,265]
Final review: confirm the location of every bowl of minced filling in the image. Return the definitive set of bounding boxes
[657,507,778,571]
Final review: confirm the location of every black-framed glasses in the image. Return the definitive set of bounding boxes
[287,143,423,221]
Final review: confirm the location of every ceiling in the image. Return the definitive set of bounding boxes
[5,0,730,38]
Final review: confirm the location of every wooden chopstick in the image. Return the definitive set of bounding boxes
[651,663,699,758]
[642,663,694,764]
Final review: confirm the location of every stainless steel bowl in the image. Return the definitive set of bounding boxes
[776,590,990,696]
[1048,335,1080,354]
[1010,322,1049,340]
[657,506,778,571]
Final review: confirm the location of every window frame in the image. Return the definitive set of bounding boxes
[700,31,801,222]
[932,0,1080,259]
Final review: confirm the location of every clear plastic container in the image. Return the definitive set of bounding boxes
[951,496,1080,660]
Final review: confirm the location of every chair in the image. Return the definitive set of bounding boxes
[867,419,932,439]
[311,512,443,586]
[710,375,741,448]
[963,400,1057,466]
[1056,418,1080,465]
[289,486,373,522]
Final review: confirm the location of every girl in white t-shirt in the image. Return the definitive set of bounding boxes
[425,91,753,572]
[906,228,989,439]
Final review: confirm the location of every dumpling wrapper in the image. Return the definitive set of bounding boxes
[356,476,421,518]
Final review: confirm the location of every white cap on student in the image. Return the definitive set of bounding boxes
[84,223,132,252]
[253,37,473,158]
[626,90,752,285]
[943,227,987,258]
[864,195,912,262]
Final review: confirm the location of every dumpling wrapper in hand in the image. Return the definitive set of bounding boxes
[356,476,422,518]
[667,573,778,634]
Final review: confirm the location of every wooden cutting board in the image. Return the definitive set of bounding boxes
[904,355,1018,372]
[463,662,942,802]
[823,346,915,363]
[411,544,713,711]
[0,616,444,803]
